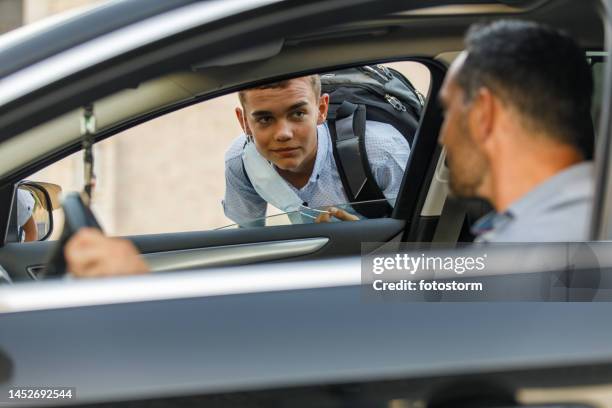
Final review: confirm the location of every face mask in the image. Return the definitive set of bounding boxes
[242,140,304,213]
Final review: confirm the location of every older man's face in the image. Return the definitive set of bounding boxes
[438,54,489,198]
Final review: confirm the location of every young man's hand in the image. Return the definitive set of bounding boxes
[65,228,150,278]
[314,207,359,223]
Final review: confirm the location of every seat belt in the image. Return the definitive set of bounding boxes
[432,196,466,243]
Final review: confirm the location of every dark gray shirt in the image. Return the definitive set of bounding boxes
[472,162,594,242]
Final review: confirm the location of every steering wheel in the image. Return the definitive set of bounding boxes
[45,192,103,277]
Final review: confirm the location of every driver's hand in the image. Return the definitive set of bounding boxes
[65,228,150,278]
[315,207,359,223]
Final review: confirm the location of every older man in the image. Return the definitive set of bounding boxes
[438,20,594,242]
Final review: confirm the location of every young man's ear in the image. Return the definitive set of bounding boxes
[235,107,252,138]
[317,93,330,125]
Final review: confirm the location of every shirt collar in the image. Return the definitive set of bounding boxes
[305,123,331,185]
[470,161,594,238]
[506,161,594,218]
[471,210,513,237]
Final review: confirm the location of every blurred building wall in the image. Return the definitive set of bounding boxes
[0,0,22,34]
[23,0,97,24]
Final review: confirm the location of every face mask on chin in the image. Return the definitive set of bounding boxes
[242,139,304,214]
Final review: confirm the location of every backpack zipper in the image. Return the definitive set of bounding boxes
[362,66,409,112]
[385,94,407,112]
[377,65,395,81]
[362,65,389,82]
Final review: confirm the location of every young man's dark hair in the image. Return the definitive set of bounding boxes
[237,76,322,107]
[455,20,594,159]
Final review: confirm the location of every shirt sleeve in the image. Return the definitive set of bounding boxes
[222,135,267,226]
[363,121,411,202]
[17,189,35,227]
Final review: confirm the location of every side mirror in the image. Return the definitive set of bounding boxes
[10,181,62,242]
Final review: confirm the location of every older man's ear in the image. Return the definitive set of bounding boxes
[469,87,496,149]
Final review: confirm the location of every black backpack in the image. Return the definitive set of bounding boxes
[322,65,423,218]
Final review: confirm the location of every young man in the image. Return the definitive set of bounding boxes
[438,20,594,242]
[223,75,411,225]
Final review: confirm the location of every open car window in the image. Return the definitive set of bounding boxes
[24,61,430,239]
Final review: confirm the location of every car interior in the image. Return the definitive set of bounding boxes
[1,1,612,407]
[0,0,604,283]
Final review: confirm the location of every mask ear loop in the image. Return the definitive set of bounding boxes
[242,115,253,143]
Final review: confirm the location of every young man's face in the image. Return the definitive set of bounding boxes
[438,54,489,198]
[236,77,328,174]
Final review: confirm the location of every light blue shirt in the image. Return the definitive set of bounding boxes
[472,162,594,242]
[17,189,34,227]
[223,121,410,225]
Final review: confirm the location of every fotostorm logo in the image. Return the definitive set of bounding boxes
[371,253,487,275]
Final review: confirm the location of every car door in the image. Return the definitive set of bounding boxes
[0,0,447,281]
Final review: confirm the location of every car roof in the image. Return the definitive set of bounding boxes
[0,0,601,85]
[0,0,204,79]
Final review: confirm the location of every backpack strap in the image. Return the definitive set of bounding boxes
[329,101,392,218]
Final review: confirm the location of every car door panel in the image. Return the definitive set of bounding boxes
[2,281,612,405]
[143,238,331,272]
[0,218,405,281]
